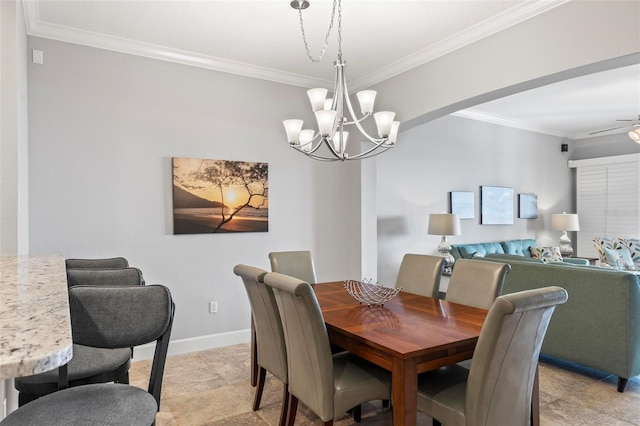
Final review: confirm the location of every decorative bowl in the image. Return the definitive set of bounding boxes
[343,279,401,305]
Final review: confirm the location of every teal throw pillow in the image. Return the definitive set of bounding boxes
[604,247,637,271]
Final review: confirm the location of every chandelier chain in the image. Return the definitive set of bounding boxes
[297,0,340,63]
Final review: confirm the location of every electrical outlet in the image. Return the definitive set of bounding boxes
[209,301,218,314]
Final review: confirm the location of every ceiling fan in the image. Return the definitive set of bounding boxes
[588,114,640,137]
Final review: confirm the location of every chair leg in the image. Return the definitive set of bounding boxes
[116,371,130,384]
[253,367,267,411]
[251,320,258,387]
[323,422,333,426]
[352,404,362,422]
[286,394,299,426]
[617,377,628,392]
[278,383,290,426]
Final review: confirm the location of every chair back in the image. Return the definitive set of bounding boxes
[269,251,317,284]
[233,265,287,383]
[466,286,568,426]
[66,267,144,287]
[65,257,129,269]
[395,254,445,298]
[68,285,174,404]
[446,259,511,309]
[263,272,334,420]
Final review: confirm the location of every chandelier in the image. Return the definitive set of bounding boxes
[283,0,400,162]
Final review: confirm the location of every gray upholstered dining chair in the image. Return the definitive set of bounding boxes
[234,265,289,426]
[14,267,145,406]
[263,272,391,426]
[2,284,174,426]
[445,259,511,309]
[268,250,318,284]
[64,257,130,269]
[395,254,446,298]
[417,286,568,426]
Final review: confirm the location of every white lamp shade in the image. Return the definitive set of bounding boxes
[550,213,580,231]
[629,128,640,143]
[315,110,337,137]
[428,213,462,236]
[388,121,400,144]
[356,90,377,115]
[283,119,303,143]
[324,98,334,110]
[299,129,315,152]
[374,111,396,138]
[332,131,348,152]
[307,88,328,112]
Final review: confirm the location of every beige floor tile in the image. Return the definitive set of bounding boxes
[134,343,640,426]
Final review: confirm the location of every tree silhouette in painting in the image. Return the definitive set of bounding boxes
[173,158,268,234]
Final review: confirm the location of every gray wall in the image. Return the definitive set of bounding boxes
[572,133,640,160]
[27,37,361,343]
[376,115,575,285]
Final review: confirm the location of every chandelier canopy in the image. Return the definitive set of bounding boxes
[283,0,400,161]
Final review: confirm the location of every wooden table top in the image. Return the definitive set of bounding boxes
[313,281,487,361]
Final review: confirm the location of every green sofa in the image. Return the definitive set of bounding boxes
[481,255,640,392]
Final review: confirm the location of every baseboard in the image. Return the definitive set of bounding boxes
[132,328,251,362]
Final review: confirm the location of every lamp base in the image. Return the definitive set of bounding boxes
[559,231,573,257]
[437,236,455,268]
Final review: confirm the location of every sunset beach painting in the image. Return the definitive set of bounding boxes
[172,157,268,234]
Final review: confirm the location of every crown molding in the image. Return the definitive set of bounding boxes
[350,0,569,91]
[23,0,568,90]
[453,109,568,138]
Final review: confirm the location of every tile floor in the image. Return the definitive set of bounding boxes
[129,343,640,425]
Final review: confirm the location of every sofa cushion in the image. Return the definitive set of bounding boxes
[604,247,637,271]
[501,239,537,257]
[531,246,563,263]
[457,243,505,259]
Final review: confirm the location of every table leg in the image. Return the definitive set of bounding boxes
[251,318,258,387]
[531,364,540,426]
[392,357,418,426]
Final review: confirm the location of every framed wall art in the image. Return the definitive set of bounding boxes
[480,185,514,225]
[518,193,538,219]
[172,157,268,234]
[449,191,475,219]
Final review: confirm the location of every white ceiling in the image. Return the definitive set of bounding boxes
[23,0,640,139]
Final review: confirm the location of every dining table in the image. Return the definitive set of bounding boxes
[313,281,489,425]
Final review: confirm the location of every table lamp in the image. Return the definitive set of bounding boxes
[428,213,462,268]
[550,212,580,257]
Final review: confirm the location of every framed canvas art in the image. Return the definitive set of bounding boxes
[480,185,514,225]
[172,157,268,234]
[518,193,538,219]
[449,191,475,219]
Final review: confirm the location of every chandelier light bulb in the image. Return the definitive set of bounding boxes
[388,121,400,144]
[315,110,337,136]
[299,129,315,152]
[374,111,396,138]
[332,131,349,152]
[307,88,328,112]
[324,98,334,110]
[356,90,377,115]
[283,119,303,143]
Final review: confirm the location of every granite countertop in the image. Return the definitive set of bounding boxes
[0,255,73,380]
